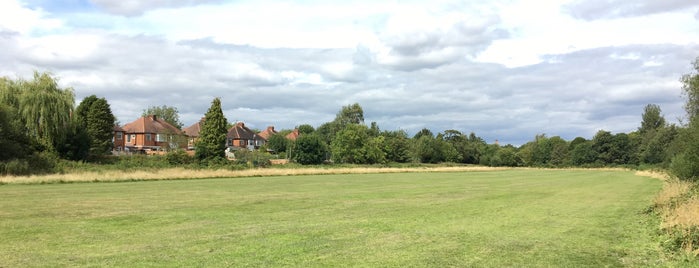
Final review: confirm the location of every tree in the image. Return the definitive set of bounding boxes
[671,57,699,180]
[195,98,229,161]
[17,72,75,151]
[382,130,411,163]
[0,104,31,160]
[73,95,115,157]
[681,57,699,121]
[331,124,371,164]
[336,103,364,126]
[293,134,327,165]
[297,124,315,134]
[639,104,666,134]
[266,133,289,153]
[142,105,183,129]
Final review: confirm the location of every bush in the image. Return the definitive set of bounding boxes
[670,153,699,182]
[166,150,193,165]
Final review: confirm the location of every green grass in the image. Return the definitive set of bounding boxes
[0,169,675,267]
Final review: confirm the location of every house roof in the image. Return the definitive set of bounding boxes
[122,115,184,135]
[227,122,259,140]
[183,118,205,137]
[113,125,125,132]
[286,129,300,141]
[257,126,277,141]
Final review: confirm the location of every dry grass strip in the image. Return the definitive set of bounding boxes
[0,166,510,185]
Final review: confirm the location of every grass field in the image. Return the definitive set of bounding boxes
[0,169,674,266]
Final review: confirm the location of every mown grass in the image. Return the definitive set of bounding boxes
[0,169,676,267]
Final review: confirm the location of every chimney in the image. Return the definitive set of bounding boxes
[267,126,275,132]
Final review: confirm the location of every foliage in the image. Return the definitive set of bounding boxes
[293,134,327,165]
[79,96,116,157]
[9,72,75,152]
[297,124,315,134]
[142,105,183,129]
[381,130,411,163]
[266,133,289,153]
[0,104,31,161]
[639,104,666,134]
[331,124,385,164]
[336,103,364,126]
[195,98,229,161]
[681,57,699,121]
[165,149,193,165]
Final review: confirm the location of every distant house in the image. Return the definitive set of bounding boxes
[182,118,205,150]
[113,125,126,151]
[122,115,186,151]
[227,122,264,150]
[286,128,300,141]
[257,126,277,141]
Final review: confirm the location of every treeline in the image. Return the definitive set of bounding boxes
[2,57,699,182]
[0,72,117,175]
[266,102,677,169]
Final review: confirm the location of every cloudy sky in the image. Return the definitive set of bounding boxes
[1,0,699,145]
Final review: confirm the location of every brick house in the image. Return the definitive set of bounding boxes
[113,125,126,151]
[122,115,186,151]
[227,122,264,150]
[257,126,278,141]
[286,128,300,141]
[182,118,205,150]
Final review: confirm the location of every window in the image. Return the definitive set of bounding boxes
[146,133,152,141]
[127,134,133,143]
[116,132,123,140]
[156,134,166,142]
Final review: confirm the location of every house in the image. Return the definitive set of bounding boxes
[113,125,126,151]
[182,118,205,150]
[122,115,186,151]
[227,122,264,150]
[257,126,277,141]
[286,128,300,141]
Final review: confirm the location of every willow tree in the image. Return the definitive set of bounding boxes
[17,72,75,151]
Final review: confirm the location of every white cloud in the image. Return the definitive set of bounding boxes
[1,0,697,145]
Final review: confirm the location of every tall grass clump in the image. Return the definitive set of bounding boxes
[652,175,699,257]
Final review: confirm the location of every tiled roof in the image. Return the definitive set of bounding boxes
[183,118,205,137]
[286,129,300,140]
[113,125,125,132]
[257,126,277,141]
[227,122,258,140]
[122,115,183,135]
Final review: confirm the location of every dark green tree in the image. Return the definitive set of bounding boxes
[142,105,183,129]
[85,98,115,155]
[266,133,289,153]
[0,104,31,160]
[293,134,327,165]
[195,98,229,161]
[382,130,411,163]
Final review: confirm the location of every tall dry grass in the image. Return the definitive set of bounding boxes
[0,166,509,185]
[644,170,699,256]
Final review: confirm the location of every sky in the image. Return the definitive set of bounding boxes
[1,0,698,145]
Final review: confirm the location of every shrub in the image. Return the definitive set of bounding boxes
[166,150,193,165]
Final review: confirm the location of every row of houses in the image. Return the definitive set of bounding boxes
[112,115,301,153]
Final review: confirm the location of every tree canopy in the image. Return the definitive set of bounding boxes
[195,98,229,161]
[142,105,183,129]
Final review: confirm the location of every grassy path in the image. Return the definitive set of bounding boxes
[0,169,665,267]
